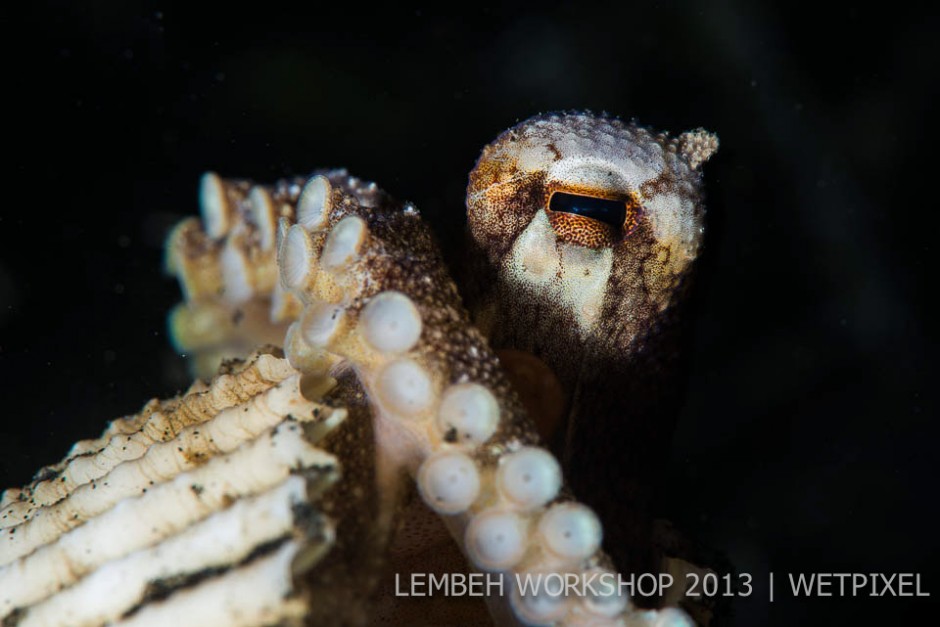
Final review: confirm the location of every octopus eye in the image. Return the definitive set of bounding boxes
[545,190,640,248]
[548,192,626,228]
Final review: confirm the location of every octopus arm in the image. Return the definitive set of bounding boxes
[163,168,701,625]
[2,114,716,626]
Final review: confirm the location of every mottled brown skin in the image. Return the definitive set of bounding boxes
[160,113,716,624]
[283,175,543,624]
[302,173,544,463]
[463,113,716,591]
[169,171,550,624]
[303,371,386,626]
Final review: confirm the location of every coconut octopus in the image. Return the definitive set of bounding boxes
[0,112,718,626]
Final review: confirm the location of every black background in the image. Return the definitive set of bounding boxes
[1,2,937,625]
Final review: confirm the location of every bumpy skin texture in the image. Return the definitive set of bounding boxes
[168,112,718,625]
[3,112,717,627]
[464,113,717,580]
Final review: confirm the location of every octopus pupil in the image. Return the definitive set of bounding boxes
[549,192,626,227]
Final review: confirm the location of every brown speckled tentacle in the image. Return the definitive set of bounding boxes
[249,170,692,625]
[464,114,718,612]
[2,114,717,627]
[161,112,716,625]
[165,166,698,624]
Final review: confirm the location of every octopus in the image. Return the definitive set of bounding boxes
[0,112,718,627]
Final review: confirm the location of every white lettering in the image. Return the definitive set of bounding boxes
[789,573,815,596]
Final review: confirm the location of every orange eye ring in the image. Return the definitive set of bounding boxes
[545,189,642,248]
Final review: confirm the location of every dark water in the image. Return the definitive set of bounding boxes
[1,3,936,625]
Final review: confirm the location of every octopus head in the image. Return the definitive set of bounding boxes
[466,112,717,344]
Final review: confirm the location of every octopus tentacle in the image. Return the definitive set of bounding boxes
[265,170,694,625]
[3,113,715,626]
[168,163,700,624]
[463,113,718,591]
